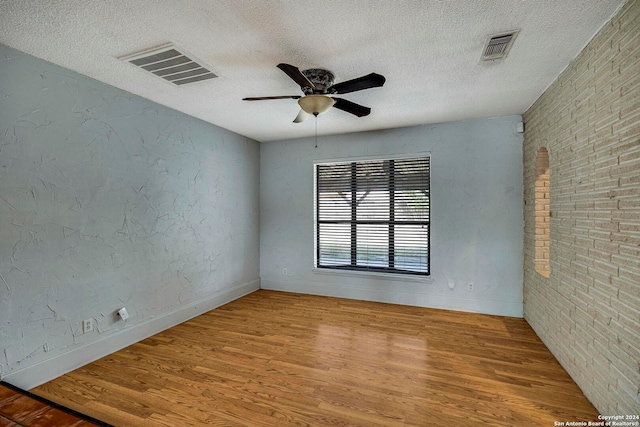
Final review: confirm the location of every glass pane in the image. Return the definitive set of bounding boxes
[318,191,352,221]
[318,223,351,266]
[356,160,388,192]
[356,224,389,268]
[356,190,389,221]
[393,158,430,191]
[317,164,351,193]
[394,224,429,273]
[394,189,429,221]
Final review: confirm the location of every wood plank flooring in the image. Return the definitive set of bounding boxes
[31,290,599,426]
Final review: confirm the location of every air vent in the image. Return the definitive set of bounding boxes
[482,31,519,61]
[120,44,218,86]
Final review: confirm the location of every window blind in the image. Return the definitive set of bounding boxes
[316,156,430,275]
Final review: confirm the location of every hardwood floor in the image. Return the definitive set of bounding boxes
[31,290,599,426]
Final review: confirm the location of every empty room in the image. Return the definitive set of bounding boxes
[1,0,639,426]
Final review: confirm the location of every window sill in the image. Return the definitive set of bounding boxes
[312,267,433,283]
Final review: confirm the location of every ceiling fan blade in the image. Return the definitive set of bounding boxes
[243,96,301,101]
[277,63,316,90]
[328,73,386,94]
[293,109,311,123]
[332,98,371,117]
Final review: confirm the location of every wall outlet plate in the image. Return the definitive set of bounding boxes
[118,307,130,321]
[82,318,94,333]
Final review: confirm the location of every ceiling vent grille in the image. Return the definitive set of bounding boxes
[482,31,519,61]
[120,44,218,86]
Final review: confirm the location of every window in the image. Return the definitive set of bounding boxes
[534,147,550,278]
[315,156,430,276]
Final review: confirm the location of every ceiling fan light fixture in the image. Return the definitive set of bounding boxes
[298,95,335,115]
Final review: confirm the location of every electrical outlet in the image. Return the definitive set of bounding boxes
[467,282,474,292]
[283,268,288,276]
[448,280,455,290]
[118,307,130,321]
[83,318,94,333]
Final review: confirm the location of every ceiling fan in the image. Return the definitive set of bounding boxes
[243,63,386,123]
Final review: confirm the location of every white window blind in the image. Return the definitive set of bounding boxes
[315,156,430,276]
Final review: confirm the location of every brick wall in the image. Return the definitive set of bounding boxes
[523,0,639,415]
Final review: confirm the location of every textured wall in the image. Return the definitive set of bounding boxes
[261,116,524,317]
[523,0,640,414]
[0,45,260,383]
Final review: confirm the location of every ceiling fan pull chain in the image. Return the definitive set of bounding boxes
[315,115,318,149]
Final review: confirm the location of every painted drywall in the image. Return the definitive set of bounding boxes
[523,0,640,414]
[260,116,524,317]
[0,45,260,387]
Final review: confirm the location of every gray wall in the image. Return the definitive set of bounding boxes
[0,45,260,387]
[261,116,524,317]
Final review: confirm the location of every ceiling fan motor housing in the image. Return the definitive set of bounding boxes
[301,68,335,94]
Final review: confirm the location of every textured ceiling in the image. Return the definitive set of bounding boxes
[0,0,625,142]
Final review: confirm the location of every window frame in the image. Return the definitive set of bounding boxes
[314,154,431,277]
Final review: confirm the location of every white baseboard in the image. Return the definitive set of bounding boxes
[4,279,260,390]
[261,278,523,318]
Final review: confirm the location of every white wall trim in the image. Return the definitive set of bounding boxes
[261,278,522,318]
[3,279,260,390]
[314,151,432,165]
[312,267,434,283]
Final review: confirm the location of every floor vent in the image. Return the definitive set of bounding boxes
[482,31,519,61]
[120,44,217,86]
